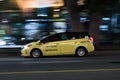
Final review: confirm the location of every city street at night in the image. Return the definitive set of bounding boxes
[0,50,120,80]
[0,0,120,80]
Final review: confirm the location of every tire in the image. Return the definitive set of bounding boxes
[31,49,42,58]
[76,47,87,57]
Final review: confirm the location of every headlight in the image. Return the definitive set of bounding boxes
[24,43,32,49]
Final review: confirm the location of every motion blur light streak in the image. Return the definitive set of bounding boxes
[14,0,64,12]
[0,41,6,45]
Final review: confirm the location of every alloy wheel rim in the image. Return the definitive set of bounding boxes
[77,49,85,56]
[32,50,40,58]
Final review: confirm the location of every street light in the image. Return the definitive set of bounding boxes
[77,0,85,6]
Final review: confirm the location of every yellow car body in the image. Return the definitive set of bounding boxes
[21,32,94,58]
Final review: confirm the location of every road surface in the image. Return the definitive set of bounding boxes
[0,53,120,80]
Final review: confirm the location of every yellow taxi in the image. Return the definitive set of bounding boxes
[21,32,95,58]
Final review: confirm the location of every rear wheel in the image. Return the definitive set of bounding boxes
[31,49,42,58]
[76,47,87,57]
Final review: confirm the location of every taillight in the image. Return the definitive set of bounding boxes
[89,36,93,43]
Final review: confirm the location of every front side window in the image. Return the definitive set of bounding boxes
[41,34,59,43]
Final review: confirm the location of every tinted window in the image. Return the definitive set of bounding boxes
[61,34,70,40]
[77,33,90,38]
[60,33,78,40]
[41,34,59,43]
[71,33,80,39]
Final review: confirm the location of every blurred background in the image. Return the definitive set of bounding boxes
[0,0,120,50]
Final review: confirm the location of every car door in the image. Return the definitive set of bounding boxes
[59,33,77,55]
[41,34,61,56]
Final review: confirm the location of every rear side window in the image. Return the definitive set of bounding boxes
[60,34,71,40]
[60,33,79,40]
[85,35,89,39]
[71,33,79,39]
[77,33,90,38]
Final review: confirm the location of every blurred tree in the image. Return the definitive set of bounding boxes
[80,0,119,43]
[64,0,85,32]
[78,0,119,12]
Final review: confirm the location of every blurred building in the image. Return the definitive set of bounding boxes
[0,0,120,50]
[65,0,120,50]
[0,0,68,48]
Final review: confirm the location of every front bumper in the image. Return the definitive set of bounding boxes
[21,48,30,57]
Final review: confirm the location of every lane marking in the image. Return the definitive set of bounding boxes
[21,60,84,64]
[0,58,31,61]
[0,68,120,75]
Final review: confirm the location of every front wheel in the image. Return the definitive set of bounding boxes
[31,49,42,58]
[76,47,87,57]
